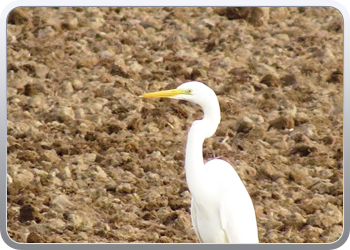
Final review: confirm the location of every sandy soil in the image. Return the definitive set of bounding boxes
[7,7,343,243]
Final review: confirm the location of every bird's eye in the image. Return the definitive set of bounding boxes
[187,89,192,94]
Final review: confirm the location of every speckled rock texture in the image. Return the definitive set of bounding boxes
[7,7,343,243]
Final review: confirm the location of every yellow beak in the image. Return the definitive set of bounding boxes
[140,89,185,98]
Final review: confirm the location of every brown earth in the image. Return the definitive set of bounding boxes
[7,7,343,243]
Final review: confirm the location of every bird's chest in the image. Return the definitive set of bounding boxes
[191,198,228,243]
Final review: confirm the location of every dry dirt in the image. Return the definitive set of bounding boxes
[7,7,343,243]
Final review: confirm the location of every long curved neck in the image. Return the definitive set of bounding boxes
[185,101,221,197]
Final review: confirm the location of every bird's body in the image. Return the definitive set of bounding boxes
[191,159,258,243]
[141,81,259,243]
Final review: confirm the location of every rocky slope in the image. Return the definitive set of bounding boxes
[7,7,343,243]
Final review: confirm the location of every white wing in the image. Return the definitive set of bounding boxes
[205,159,259,243]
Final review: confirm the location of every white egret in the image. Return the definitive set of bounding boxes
[140,81,259,243]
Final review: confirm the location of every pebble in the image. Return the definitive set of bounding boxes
[34,64,49,78]
[7,174,13,184]
[40,150,60,163]
[51,194,73,210]
[15,170,34,186]
[38,26,56,38]
[91,165,108,180]
[48,218,66,229]
[56,106,75,122]
[72,79,84,90]
[255,63,279,77]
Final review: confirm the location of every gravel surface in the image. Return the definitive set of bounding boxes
[7,7,343,243]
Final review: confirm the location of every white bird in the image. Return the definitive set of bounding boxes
[140,81,259,243]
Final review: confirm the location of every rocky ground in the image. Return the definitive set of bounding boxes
[7,7,343,243]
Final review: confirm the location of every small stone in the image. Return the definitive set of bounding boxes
[301,225,323,239]
[74,108,86,119]
[72,79,84,90]
[51,194,73,210]
[7,87,17,97]
[322,203,342,227]
[322,225,343,243]
[23,83,45,96]
[83,153,97,164]
[56,106,75,122]
[7,174,13,184]
[214,7,268,27]
[17,150,39,163]
[48,218,66,229]
[201,18,215,29]
[129,61,143,73]
[64,211,94,230]
[91,165,108,179]
[327,69,343,84]
[321,135,335,145]
[61,81,74,96]
[19,203,37,222]
[235,118,254,134]
[35,64,49,78]
[260,74,281,87]
[283,212,306,229]
[16,170,35,186]
[59,166,72,180]
[228,67,252,83]
[281,74,297,86]
[255,63,278,76]
[8,8,29,25]
[290,144,317,157]
[28,95,45,109]
[165,34,182,50]
[117,183,134,194]
[110,64,129,78]
[27,232,43,243]
[39,150,60,163]
[268,116,295,130]
[38,26,56,38]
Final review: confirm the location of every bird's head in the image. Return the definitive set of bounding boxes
[140,81,216,108]
[141,81,221,137]
[140,81,221,130]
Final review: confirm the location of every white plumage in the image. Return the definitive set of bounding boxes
[141,81,259,243]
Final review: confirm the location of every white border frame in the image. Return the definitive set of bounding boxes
[1,1,348,250]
